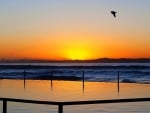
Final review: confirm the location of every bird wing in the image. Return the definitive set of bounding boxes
[111,11,117,18]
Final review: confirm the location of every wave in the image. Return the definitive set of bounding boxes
[1,75,149,84]
[120,79,136,83]
[0,63,150,84]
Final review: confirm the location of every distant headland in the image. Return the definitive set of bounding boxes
[0,58,150,63]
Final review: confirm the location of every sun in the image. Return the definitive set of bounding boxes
[65,48,90,60]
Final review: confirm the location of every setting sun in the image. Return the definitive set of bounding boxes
[65,48,90,60]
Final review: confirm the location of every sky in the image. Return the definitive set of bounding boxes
[0,0,150,60]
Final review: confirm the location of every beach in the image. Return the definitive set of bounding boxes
[0,63,150,112]
[0,79,150,113]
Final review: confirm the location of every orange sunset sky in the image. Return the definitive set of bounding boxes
[0,0,150,60]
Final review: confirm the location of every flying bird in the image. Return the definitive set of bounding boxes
[111,11,117,18]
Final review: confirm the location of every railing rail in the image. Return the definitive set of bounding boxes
[0,97,150,113]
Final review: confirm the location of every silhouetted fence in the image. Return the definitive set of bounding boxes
[0,97,150,113]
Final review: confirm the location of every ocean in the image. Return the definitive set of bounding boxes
[0,63,150,84]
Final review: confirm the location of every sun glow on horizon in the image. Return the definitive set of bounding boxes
[65,48,91,60]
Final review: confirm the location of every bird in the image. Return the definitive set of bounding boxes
[111,11,117,18]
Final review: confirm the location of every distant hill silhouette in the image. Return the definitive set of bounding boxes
[0,58,150,63]
[93,58,150,63]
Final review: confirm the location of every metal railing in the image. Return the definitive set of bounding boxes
[0,97,150,113]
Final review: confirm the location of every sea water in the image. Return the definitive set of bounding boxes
[0,63,150,84]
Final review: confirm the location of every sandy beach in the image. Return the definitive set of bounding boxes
[0,79,150,113]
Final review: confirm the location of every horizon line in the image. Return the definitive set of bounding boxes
[0,58,150,63]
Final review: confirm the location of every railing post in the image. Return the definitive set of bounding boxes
[50,71,53,84]
[3,100,7,113]
[58,104,63,113]
[24,69,26,89]
[117,71,120,95]
[82,71,85,93]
